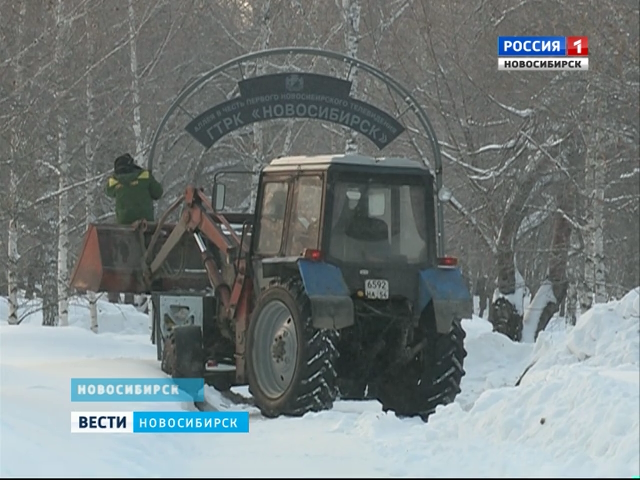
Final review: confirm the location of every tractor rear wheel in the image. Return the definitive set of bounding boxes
[374,318,466,422]
[161,325,205,379]
[246,278,339,418]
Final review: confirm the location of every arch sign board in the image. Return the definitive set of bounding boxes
[185,73,405,150]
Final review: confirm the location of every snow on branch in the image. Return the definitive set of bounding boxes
[2,2,164,113]
[377,0,416,34]
[411,126,525,181]
[492,0,536,28]
[516,199,554,241]
[519,130,575,185]
[437,144,490,175]
[0,0,99,71]
[31,172,109,209]
[468,139,518,155]
[485,95,535,119]
[557,208,587,232]
[605,193,640,205]
[620,167,639,180]
[448,194,496,254]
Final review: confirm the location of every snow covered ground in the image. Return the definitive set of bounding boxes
[1,290,638,478]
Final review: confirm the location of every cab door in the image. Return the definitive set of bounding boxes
[284,174,325,257]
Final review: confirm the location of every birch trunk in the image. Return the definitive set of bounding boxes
[591,155,607,304]
[565,135,585,326]
[250,123,264,211]
[565,226,581,326]
[250,0,272,211]
[55,0,69,327]
[125,0,142,307]
[581,99,608,311]
[128,0,144,166]
[7,207,19,324]
[42,215,59,327]
[281,121,294,157]
[85,3,98,333]
[7,1,26,326]
[521,189,573,341]
[490,149,544,342]
[341,0,360,154]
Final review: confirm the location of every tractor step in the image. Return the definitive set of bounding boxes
[205,360,236,372]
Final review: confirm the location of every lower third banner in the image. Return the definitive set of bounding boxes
[71,411,249,433]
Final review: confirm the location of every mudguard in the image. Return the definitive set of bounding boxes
[418,267,473,334]
[297,260,354,330]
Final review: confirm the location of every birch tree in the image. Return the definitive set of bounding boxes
[54,0,70,327]
[249,0,273,210]
[41,136,60,327]
[522,169,576,341]
[127,0,144,166]
[85,0,98,332]
[339,0,361,154]
[580,91,608,310]
[6,1,26,325]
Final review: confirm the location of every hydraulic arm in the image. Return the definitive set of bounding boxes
[141,185,248,319]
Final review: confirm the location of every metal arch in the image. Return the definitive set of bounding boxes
[147,47,446,256]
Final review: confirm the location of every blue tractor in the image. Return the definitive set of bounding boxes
[71,153,472,421]
[180,155,465,418]
[238,153,472,420]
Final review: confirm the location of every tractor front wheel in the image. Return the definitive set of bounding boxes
[161,325,205,379]
[246,279,339,418]
[374,319,467,422]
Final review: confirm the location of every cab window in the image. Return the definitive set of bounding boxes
[286,176,323,256]
[256,181,289,255]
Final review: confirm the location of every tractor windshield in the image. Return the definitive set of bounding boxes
[328,175,435,265]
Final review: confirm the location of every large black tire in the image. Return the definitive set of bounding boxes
[336,378,368,400]
[374,319,467,421]
[246,278,339,418]
[161,325,205,379]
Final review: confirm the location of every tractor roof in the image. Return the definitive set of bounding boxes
[263,154,429,173]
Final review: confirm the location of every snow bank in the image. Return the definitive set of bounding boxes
[529,287,639,371]
[565,287,639,365]
[428,288,640,478]
[521,279,556,343]
[457,316,534,410]
[0,290,638,477]
[0,294,150,336]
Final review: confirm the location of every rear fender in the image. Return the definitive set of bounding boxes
[418,267,472,334]
[297,260,354,330]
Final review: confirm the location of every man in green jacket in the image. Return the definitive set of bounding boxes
[106,153,163,305]
[106,153,163,224]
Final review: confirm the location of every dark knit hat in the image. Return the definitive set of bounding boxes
[114,153,135,170]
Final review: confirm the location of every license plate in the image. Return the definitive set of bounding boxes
[364,279,389,300]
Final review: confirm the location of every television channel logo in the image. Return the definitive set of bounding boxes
[497,36,589,71]
[70,378,205,402]
[70,411,250,434]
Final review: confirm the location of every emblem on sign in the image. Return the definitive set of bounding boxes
[285,74,304,92]
[186,73,405,150]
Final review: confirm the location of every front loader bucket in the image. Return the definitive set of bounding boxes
[70,223,211,294]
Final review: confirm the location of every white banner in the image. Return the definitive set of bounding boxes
[498,57,589,71]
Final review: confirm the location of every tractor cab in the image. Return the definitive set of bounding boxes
[243,154,439,308]
[252,154,436,264]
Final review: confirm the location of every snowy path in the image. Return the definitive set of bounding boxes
[1,292,638,478]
